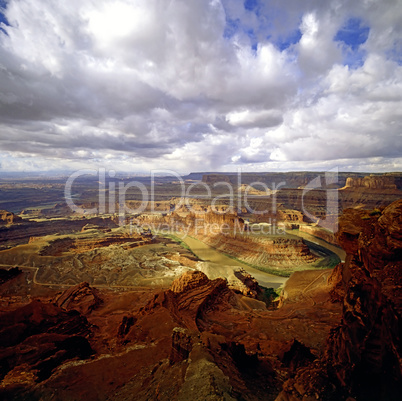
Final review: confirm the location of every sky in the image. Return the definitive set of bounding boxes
[0,0,401,174]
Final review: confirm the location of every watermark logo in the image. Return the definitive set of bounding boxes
[64,168,339,235]
[128,217,287,240]
[301,168,338,233]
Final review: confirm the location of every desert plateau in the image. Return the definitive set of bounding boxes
[0,171,401,401]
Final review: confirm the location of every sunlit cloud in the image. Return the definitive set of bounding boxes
[0,0,401,173]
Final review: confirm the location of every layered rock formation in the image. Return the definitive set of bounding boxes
[298,224,338,246]
[198,232,317,269]
[0,300,93,397]
[0,224,200,289]
[55,282,103,315]
[113,271,281,400]
[277,210,305,223]
[199,172,402,217]
[39,234,152,256]
[0,255,346,400]
[0,192,400,400]
[343,174,398,190]
[0,210,22,225]
[238,184,270,195]
[139,211,319,271]
[0,216,118,249]
[276,199,402,401]
[196,265,261,298]
[201,172,353,188]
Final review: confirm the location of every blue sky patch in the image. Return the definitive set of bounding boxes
[335,18,369,51]
[386,47,402,65]
[0,0,9,35]
[246,28,258,51]
[224,17,258,52]
[335,18,370,68]
[224,18,240,39]
[244,0,259,12]
[276,29,302,51]
[343,48,367,69]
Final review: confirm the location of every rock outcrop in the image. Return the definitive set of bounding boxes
[39,234,150,256]
[0,216,118,248]
[114,270,279,400]
[201,172,353,188]
[139,212,319,270]
[138,270,233,332]
[0,210,22,225]
[1,192,401,400]
[169,327,193,364]
[0,300,93,396]
[298,224,338,246]
[343,174,398,190]
[0,252,345,400]
[199,232,317,269]
[55,282,103,315]
[276,199,402,401]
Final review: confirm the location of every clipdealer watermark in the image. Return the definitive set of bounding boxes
[64,168,339,236]
[129,217,288,239]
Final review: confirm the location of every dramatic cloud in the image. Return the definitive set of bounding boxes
[0,0,401,173]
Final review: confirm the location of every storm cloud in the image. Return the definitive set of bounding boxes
[0,0,401,172]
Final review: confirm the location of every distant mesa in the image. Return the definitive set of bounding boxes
[81,223,111,232]
[341,174,400,190]
[237,184,271,195]
[0,210,22,225]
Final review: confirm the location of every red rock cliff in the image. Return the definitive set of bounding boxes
[276,199,402,401]
[343,174,398,190]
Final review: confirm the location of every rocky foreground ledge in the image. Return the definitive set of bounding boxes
[0,200,401,400]
[276,199,402,401]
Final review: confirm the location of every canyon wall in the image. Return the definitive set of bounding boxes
[201,172,357,188]
[1,201,400,400]
[200,172,402,216]
[298,225,338,246]
[202,172,402,191]
[0,215,118,249]
[138,211,318,270]
[343,174,400,190]
[196,231,317,269]
[277,199,402,401]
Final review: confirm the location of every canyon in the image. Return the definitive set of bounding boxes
[0,172,400,400]
[136,211,324,275]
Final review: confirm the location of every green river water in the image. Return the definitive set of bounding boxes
[178,231,345,289]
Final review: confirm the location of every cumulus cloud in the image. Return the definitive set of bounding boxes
[0,0,401,173]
